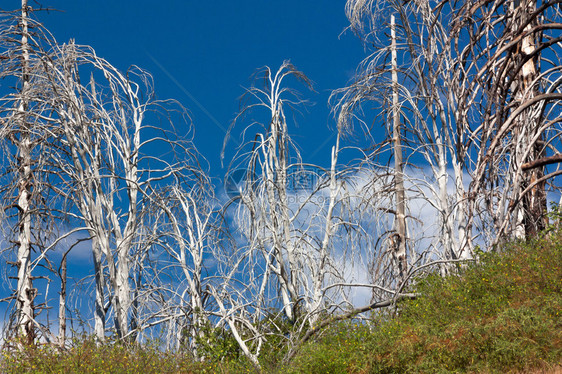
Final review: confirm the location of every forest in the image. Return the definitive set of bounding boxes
[0,0,561,372]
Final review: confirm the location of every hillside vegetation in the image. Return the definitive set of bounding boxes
[2,231,561,373]
[288,231,562,373]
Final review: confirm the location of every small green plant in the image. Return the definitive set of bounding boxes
[546,202,562,233]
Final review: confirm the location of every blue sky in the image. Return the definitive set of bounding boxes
[1,1,370,325]
[41,1,366,180]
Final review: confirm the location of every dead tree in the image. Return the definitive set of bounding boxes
[0,1,61,344]
[450,0,562,242]
[390,14,407,279]
[338,0,562,267]
[143,181,219,357]
[335,0,473,288]
[13,0,35,344]
[42,41,201,341]
[222,62,388,364]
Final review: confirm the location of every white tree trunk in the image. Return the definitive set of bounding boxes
[310,135,341,324]
[91,237,106,340]
[15,0,35,343]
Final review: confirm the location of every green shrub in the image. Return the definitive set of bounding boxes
[288,231,562,373]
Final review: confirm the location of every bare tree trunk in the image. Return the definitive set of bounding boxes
[310,135,341,325]
[15,0,35,344]
[58,252,67,347]
[89,76,107,341]
[114,249,131,339]
[91,237,106,340]
[390,14,407,279]
[512,0,546,237]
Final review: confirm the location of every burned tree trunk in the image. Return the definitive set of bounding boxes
[512,0,547,237]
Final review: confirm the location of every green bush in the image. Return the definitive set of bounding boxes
[288,232,562,373]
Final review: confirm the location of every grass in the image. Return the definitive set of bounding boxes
[1,337,255,374]
[287,232,562,373]
[2,232,561,373]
